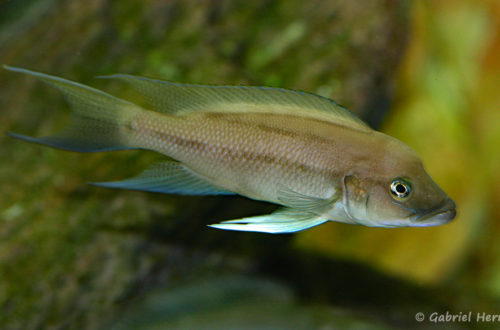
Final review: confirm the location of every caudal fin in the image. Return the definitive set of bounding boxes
[4,65,141,152]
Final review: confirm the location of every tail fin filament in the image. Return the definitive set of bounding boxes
[5,65,141,152]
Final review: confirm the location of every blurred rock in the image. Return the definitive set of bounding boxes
[3,0,498,329]
[103,275,387,329]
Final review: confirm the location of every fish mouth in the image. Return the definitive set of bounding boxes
[411,198,457,227]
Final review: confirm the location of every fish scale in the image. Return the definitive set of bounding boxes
[133,110,337,203]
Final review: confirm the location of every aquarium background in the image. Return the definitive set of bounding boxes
[0,0,499,328]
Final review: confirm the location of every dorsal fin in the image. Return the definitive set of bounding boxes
[98,74,372,132]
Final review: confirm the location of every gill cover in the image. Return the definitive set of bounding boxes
[343,175,369,224]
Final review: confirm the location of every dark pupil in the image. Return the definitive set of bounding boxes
[396,184,406,194]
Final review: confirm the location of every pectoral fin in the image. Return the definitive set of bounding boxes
[208,209,328,233]
[277,185,338,211]
[89,161,235,195]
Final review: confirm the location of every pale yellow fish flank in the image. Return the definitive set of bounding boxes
[133,111,342,201]
[4,66,456,233]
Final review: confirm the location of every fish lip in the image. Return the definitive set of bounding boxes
[412,198,457,226]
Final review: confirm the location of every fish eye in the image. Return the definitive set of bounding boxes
[390,179,411,199]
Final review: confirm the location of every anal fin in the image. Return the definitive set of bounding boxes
[208,209,328,234]
[90,161,235,195]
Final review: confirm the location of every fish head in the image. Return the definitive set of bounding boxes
[342,136,456,227]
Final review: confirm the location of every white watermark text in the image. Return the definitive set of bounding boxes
[415,311,500,323]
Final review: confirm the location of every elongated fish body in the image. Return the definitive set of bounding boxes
[5,66,456,233]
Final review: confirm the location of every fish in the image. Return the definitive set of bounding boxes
[4,65,456,233]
